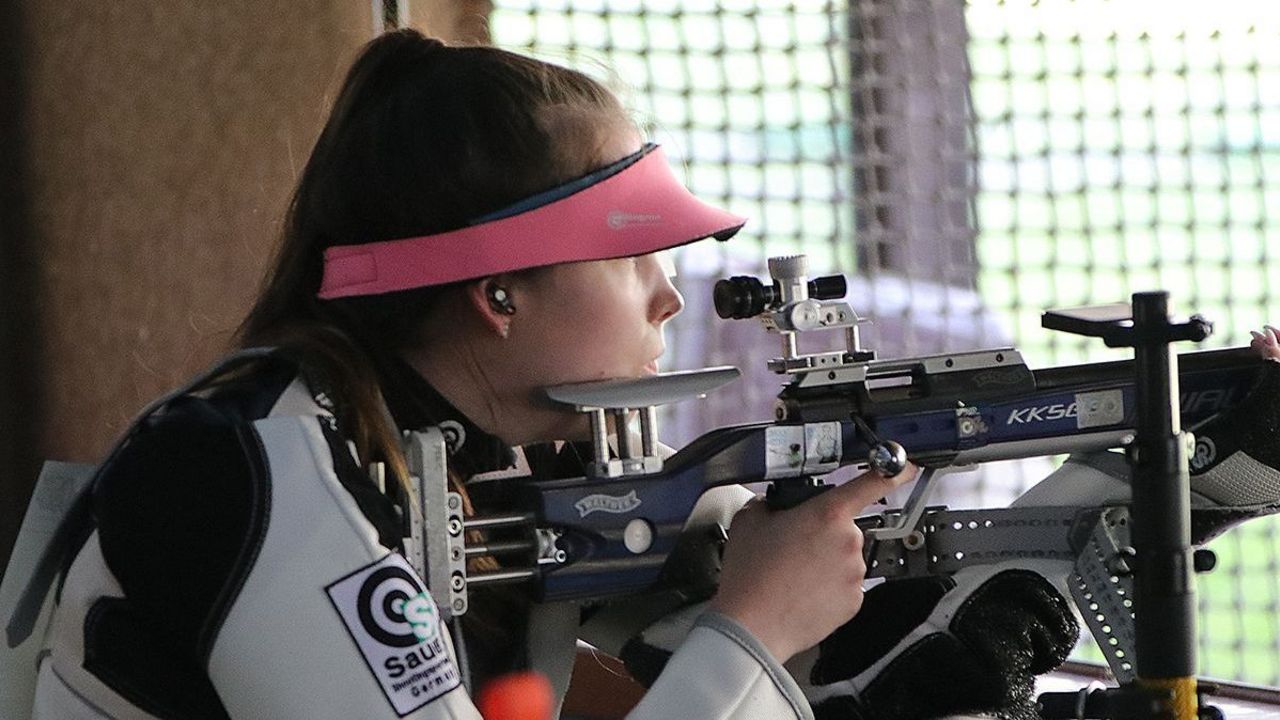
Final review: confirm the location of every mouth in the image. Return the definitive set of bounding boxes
[643,359,660,375]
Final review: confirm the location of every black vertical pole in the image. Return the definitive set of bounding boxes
[1130,291,1198,718]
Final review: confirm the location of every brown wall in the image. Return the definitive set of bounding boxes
[0,3,399,574]
[410,0,494,44]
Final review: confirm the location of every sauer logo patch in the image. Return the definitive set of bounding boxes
[327,554,460,716]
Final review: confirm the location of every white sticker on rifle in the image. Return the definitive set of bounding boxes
[1076,390,1124,429]
[326,554,460,716]
[765,425,805,479]
[803,422,842,475]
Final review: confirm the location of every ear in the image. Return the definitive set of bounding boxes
[464,276,515,337]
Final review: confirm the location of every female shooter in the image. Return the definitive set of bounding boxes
[21,30,1075,720]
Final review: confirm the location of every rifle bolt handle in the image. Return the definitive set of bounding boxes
[869,441,908,477]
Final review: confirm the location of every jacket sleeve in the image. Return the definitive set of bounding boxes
[205,414,482,719]
[625,611,814,720]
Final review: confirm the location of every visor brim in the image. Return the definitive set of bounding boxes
[318,145,746,299]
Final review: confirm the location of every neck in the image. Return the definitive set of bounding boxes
[402,328,584,448]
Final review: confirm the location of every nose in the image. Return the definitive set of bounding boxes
[653,276,684,324]
[645,257,684,323]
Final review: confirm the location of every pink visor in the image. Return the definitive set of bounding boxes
[317,144,747,299]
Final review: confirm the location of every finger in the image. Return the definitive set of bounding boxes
[827,465,917,513]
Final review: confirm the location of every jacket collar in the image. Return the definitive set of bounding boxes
[370,352,517,477]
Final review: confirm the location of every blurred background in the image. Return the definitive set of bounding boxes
[3,0,1279,692]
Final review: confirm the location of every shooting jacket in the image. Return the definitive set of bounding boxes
[17,351,811,720]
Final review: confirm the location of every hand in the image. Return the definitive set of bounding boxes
[1250,325,1280,362]
[709,468,914,663]
[805,566,1079,720]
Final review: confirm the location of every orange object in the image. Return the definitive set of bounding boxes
[477,672,555,720]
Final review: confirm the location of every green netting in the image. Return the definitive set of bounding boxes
[968,1,1280,684]
[492,0,1280,686]
[970,0,1280,366]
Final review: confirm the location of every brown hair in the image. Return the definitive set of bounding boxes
[237,30,631,492]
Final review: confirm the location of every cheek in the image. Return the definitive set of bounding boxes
[571,322,647,367]
[513,262,662,383]
[524,298,652,381]
[557,280,644,333]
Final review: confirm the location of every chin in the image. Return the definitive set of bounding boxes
[558,412,594,442]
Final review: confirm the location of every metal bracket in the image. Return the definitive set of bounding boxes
[404,429,469,618]
[1071,506,1139,684]
[861,501,1139,683]
[862,504,1082,579]
[545,367,740,479]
